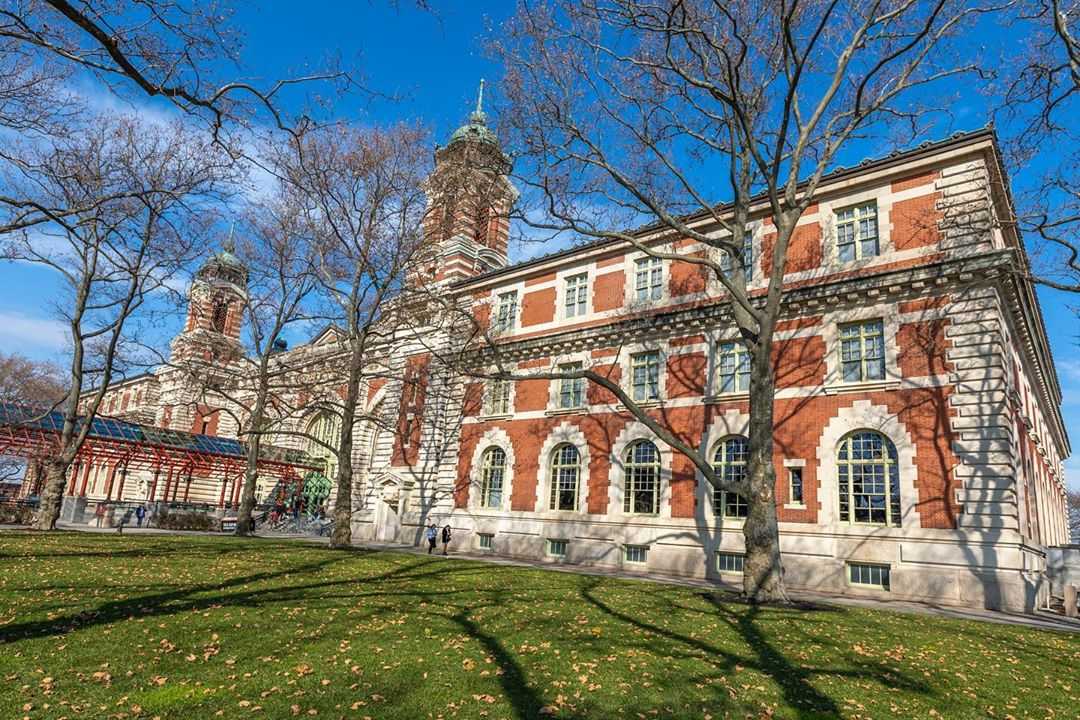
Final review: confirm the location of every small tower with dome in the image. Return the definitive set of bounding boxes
[170,232,249,364]
[418,80,518,284]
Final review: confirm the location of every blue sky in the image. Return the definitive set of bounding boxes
[1,2,1077,490]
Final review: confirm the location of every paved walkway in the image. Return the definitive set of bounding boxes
[9,523,1079,634]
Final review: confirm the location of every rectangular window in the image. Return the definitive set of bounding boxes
[716,552,745,574]
[848,562,891,590]
[839,319,886,383]
[631,351,661,402]
[789,467,804,505]
[720,237,754,276]
[564,273,588,318]
[494,291,518,332]
[836,202,879,262]
[478,533,494,550]
[716,341,750,393]
[720,492,748,518]
[634,256,664,302]
[558,362,585,409]
[488,379,512,415]
[547,538,568,557]
[624,544,648,564]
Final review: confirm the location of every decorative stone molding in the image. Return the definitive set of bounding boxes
[533,421,591,513]
[467,427,515,513]
[814,399,922,530]
[606,421,673,519]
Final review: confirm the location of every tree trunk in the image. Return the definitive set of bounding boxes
[742,345,787,603]
[330,350,363,549]
[33,461,68,530]
[234,451,260,536]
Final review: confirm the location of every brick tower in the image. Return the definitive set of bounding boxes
[170,235,248,364]
[417,80,517,284]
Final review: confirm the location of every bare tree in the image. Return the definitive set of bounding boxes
[483,0,991,602]
[1068,488,1080,543]
[274,122,432,548]
[0,352,65,483]
[994,2,1080,291]
[0,113,235,530]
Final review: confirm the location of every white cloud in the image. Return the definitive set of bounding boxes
[0,311,68,353]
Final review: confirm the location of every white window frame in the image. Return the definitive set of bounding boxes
[624,544,649,564]
[712,436,749,519]
[557,362,585,409]
[716,551,745,574]
[623,440,661,515]
[479,447,507,509]
[715,341,751,394]
[486,378,513,416]
[564,273,589,319]
[848,562,891,590]
[837,431,901,527]
[478,532,495,550]
[719,235,754,277]
[548,443,581,511]
[835,201,880,262]
[493,290,518,333]
[838,319,886,383]
[630,350,662,403]
[546,538,568,557]
[633,256,664,303]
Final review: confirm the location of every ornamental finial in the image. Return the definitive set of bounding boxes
[476,78,485,115]
[223,221,236,254]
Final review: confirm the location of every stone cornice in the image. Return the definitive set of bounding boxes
[475,251,1015,362]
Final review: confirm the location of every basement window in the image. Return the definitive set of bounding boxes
[716,552,745,574]
[478,533,494,551]
[848,562,891,590]
[624,544,648,564]
[547,539,568,558]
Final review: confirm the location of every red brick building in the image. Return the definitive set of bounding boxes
[69,109,1070,611]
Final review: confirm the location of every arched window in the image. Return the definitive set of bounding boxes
[549,444,580,511]
[305,412,341,481]
[624,440,660,514]
[211,298,230,332]
[712,436,749,518]
[838,431,901,526]
[480,446,506,508]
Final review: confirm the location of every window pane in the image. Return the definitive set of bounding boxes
[837,432,899,526]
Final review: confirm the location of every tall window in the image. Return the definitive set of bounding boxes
[631,351,661,402]
[837,431,901,526]
[624,440,660,514]
[487,379,512,415]
[306,412,341,481]
[565,273,588,318]
[494,291,518,332]
[634,256,663,302]
[789,467,804,505]
[839,319,885,382]
[480,446,506,508]
[558,362,584,409]
[836,202,879,262]
[717,342,750,393]
[549,444,580,511]
[712,436,749,518]
[720,237,754,276]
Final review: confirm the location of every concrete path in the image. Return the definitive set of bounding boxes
[8,523,1079,634]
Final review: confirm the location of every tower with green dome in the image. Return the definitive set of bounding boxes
[418,80,518,284]
[170,230,249,363]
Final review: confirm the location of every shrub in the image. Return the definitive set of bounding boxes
[0,503,35,525]
[154,510,220,532]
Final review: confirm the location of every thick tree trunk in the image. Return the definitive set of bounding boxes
[33,461,68,530]
[330,350,363,549]
[235,383,269,537]
[742,346,787,603]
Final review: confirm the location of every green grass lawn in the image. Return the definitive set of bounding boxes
[1,533,1078,720]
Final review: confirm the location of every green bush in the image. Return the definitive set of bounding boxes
[153,509,220,532]
[0,504,36,525]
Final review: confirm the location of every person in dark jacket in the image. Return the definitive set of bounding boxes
[441,524,452,555]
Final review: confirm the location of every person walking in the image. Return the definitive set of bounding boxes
[425,523,438,554]
[441,524,452,556]
[135,505,146,528]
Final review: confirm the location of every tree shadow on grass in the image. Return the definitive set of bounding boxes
[578,577,934,718]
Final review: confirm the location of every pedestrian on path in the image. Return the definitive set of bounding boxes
[441,524,452,555]
[135,505,146,527]
[425,523,438,554]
